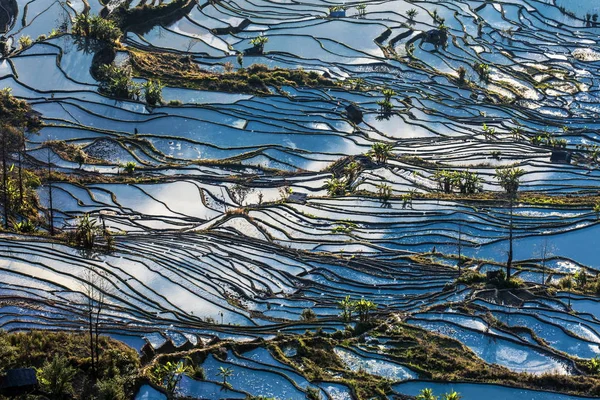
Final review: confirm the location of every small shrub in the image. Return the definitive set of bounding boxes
[248,74,262,85]
[306,387,323,400]
[143,79,164,106]
[73,14,122,43]
[98,64,140,100]
[457,66,466,83]
[301,308,317,321]
[36,355,77,399]
[96,377,127,400]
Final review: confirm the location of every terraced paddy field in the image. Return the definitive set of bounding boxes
[2,0,600,398]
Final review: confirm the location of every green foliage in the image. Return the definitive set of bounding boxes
[18,35,32,49]
[343,161,361,182]
[474,62,490,82]
[356,4,366,17]
[433,169,482,194]
[530,130,568,148]
[217,366,234,385]
[381,88,396,101]
[589,356,600,374]
[250,35,268,52]
[407,8,418,19]
[143,79,164,106]
[352,298,377,322]
[123,161,137,174]
[0,87,41,130]
[376,99,393,113]
[495,166,525,197]
[306,387,323,400]
[457,66,467,84]
[443,391,462,400]
[36,354,77,400]
[367,142,394,164]
[331,220,356,234]
[73,14,122,43]
[325,177,348,196]
[191,365,206,380]
[416,388,461,400]
[98,64,141,100]
[329,5,346,12]
[482,123,496,140]
[150,360,193,395]
[301,308,317,321]
[416,388,437,400]
[0,330,139,399]
[457,270,486,285]
[96,376,127,400]
[337,295,353,322]
[14,219,38,233]
[74,213,100,249]
[558,274,573,290]
[376,183,392,201]
[574,270,588,288]
[400,191,414,208]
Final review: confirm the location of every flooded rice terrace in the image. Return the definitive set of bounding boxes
[2,0,600,397]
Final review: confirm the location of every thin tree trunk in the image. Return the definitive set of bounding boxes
[2,133,8,229]
[18,132,24,204]
[458,220,462,274]
[94,303,103,378]
[507,196,513,279]
[46,148,54,235]
[89,308,95,377]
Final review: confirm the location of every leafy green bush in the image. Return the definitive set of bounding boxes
[36,355,77,399]
[301,308,317,321]
[98,64,140,99]
[96,376,127,400]
[73,14,122,43]
[143,79,164,105]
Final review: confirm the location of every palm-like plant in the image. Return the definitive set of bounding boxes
[75,213,99,249]
[325,178,347,196]
[337,295,353,321]
[143,79,164,106]
[495,166,524,197]
[382,88,396,101]
[416,388,438,400]
[250,35,268,52]
[343,161,361,182]
[352,298,377,322]
[442,391,462,400]
[458,170,482,194]
[589,356,600,374]
[482,123,496,140]
[376,183,392,201]
[406,8,418,19]
[356,3,366,17]
[367,142,394,164]
[151,360,193,395]
[217,366,234,385]
[123,161,137,175]
[495,166,525,278]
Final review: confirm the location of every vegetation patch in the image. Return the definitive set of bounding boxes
[129,50,337,95]
[0,330,140,400]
